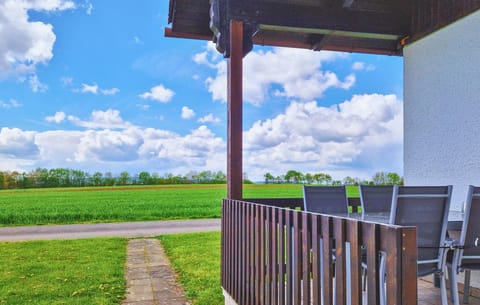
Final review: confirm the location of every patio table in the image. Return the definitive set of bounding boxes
[329,210,463,228]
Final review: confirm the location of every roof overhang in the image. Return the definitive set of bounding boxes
[166,0,480,57]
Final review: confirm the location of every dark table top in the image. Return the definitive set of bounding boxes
[329,210,464,231]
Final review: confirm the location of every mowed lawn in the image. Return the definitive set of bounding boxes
[0,238,127,305]
[160,232,223,305]
[0,184,358,226]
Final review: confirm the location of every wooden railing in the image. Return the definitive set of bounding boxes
[221,199,418,305]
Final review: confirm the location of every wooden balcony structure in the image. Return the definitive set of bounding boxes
[165,1,480,304]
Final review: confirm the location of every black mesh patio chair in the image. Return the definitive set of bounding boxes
[448,185,480,305]
[359,185,394,219]
[303,185,349,214]
[379,185,453,305]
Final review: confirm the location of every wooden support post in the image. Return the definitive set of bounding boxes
[227,20,243,200]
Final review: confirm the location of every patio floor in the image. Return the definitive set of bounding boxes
[418,275,480,305]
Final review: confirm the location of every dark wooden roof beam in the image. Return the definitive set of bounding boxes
[343,0,396,13]
[259,24,401,40]
[228,1,410,36]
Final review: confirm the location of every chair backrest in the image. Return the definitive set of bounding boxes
[457,186,480,269]
[359,185,394,217]
[390,185,452,276]
[303,185,349,214]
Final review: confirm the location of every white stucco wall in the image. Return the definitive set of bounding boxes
[403,10,480,210]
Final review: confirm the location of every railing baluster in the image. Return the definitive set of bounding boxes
[364,222,380,305]
[334,218,347,305]
[248,203,254,305]
[322,216,333,305]
[266,206,272,305]
[272,207,278,305]
[382,226,401,305]
[240,202,246,305]
[347,220,362,305]
[302,212,311,305]
[229,200,232,292]
[286,209,293,304]
[260,205,266,305]
[401,227,417,304]
[255,204,261,304]
[279,208,286,305]
[293,211,301,304]
[312,214,321,304]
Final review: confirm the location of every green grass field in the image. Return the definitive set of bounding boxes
[0,184,358,226]
[160,232,223,305]
[0,238,127,305]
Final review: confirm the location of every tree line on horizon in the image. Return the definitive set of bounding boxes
[264,170,403,186]
[0,168,233,190]
[0,168,403,190]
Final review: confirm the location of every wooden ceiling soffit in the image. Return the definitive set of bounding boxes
[227,1,409,35]
[410,0,480,43]
[208,0,409,57]
[166,0,410,56]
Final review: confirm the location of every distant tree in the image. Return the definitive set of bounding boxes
[313,173,333,185]
[118,171,131,185]
[331,180,342,186]
[29,168,49,187]
[372,171,403,185]
[215,171,226,183]
[343,176,360,186]
[104,172,115,186]
[92,172,103,186]
[151,172,161,184]
[304,173,313,184]
[71,170,87,186]
[138,171,151,185]
[372,172,388,185]
[264,172,275,184]
[386,172,403,185]
[276,175,285,183]
[285,170,303,184]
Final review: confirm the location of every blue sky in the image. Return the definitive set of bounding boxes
[0,0,404,181]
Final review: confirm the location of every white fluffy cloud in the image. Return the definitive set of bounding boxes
[244,94,403,180]
[181,106,195,119]
[81,83,98,94]
[352,61,376,71]
[198,113,220,124]
[101,87,119,95]
[0,127,39,157]
[0,0,75,79]
[45,109,130,129]
[76,83,118,95]
[0,99,21,108]
[45,111,66,123]
[139,84,175,103]
[29,75,48,92]
[67,109,132,129]
[1,123,226,175]
[138,125,225,169]
[75,129,143,162]
[194,43,355,105]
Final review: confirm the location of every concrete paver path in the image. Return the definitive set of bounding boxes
[122,238,188,305]
[0,219,221,241]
